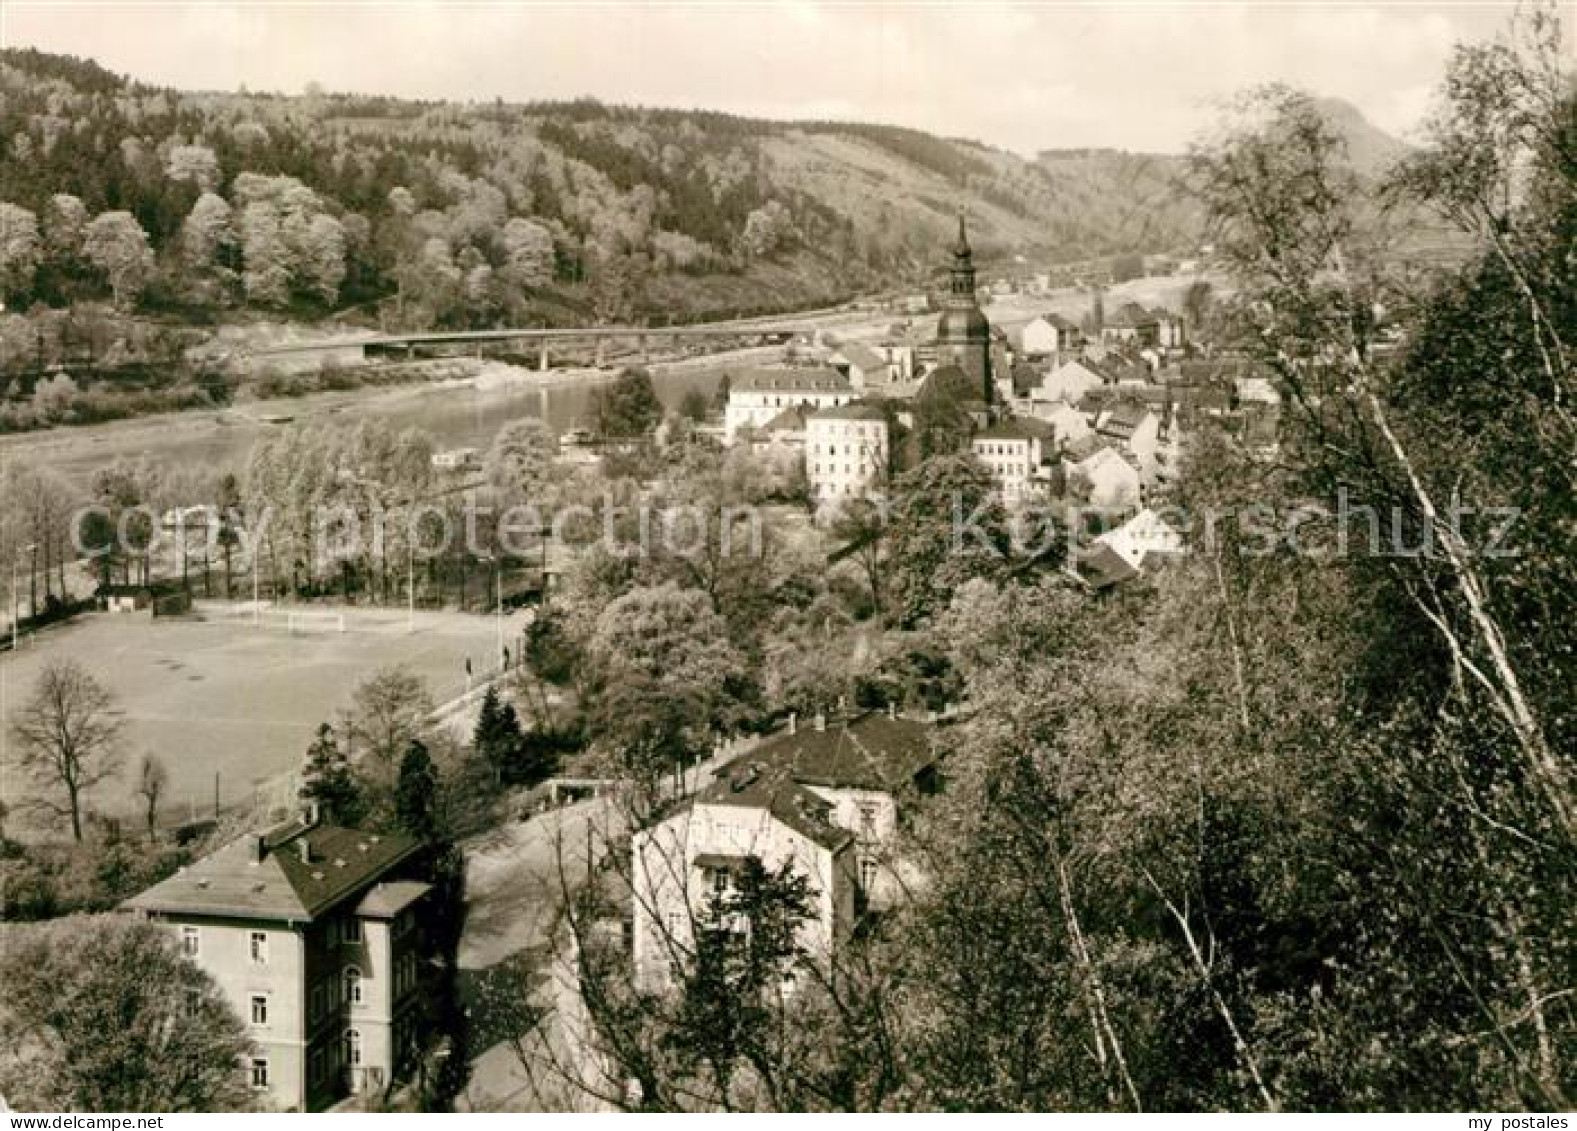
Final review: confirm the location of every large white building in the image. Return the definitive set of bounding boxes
[1020,312,1083,357]
[806,403,889,503]
[724,367,854,444]
[631,711,940,992]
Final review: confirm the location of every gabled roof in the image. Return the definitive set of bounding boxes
[124,820,423,923]
[732,367,851,394]
[975,416,1055,443]
[836,343,889,372]
[690,712,940,850]
[1104,302,1158,329]
[761,406,808,434]
[1076,541,1140,589]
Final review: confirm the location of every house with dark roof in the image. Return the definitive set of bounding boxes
[631,711,941,992]
[123,814,433,1110]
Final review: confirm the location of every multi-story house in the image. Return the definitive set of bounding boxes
[631,711,940,992]
[123,814,432,1111]
[723,367,853,443]
[972,417,1057,506]
[806,403,889,504]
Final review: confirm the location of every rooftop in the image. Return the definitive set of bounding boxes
[732,367,851,394]
[123,819,423,923]
[975,416,1056,442]
[690,711,941,850]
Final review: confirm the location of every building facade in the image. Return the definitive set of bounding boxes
[631,711,940,992]
[724,367,854,443]
[124,817,432,1111]
[972,417,1057,505]
[806,403,889,503]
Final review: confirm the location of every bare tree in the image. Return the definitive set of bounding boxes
[9,661,123,842]
[135,753,169,841]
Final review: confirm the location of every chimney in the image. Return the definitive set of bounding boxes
[251,835,266,864]
[813,712,826,733]
[887,701,897,720]
[303,800,321,828]
[298,838,312,864]
[788,712,797,735]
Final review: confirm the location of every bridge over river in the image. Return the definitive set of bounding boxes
[247,311,849,372]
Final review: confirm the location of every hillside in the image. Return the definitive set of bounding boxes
[0,50,1409,337]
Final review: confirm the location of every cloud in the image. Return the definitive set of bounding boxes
[0,1,1531,153]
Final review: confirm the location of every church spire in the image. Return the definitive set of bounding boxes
[952,209,971,257]
[948,210,977,303]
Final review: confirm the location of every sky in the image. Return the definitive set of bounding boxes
[0,2,1556,155]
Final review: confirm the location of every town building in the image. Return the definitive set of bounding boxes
[1065,439,1143,511]
[806,403,889,503]
[723,367,854,443]
[1076,507,1186,589]
[972,417,1057,505]
[828,342,894,390]
[1020,312,1084,357]
[631,711,940,992]
[1025,398,1093,447]
[123,814,433,1111]
[1094,402,1164,484]
[934,214,994,404]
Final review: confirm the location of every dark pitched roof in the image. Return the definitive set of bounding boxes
[976,416,1056,442]
[1009,360,1045,396]
[1076,542,1140,589]
[124,820,422,923]
[761,406,808,433]
[691,712,940,850]
[1105,302,1158,329]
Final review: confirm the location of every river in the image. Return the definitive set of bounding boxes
[0,350,764,490]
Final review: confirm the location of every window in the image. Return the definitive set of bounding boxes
[857,803,879,837]
[250,1058,270,1090]
[342,918,362,944]
[344,1028,362,1068]
[344,965,363,1006]
[249,931,268,964]
[860,858,879,892]
[665,910,684,938]
[180,926,200,957]
[250,994,269,1027]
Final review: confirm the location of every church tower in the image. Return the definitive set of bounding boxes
[934,212,993,402]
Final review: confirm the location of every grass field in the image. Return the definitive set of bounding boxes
[0,604,529,831]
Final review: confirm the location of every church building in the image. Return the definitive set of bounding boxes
[934,213,994,404]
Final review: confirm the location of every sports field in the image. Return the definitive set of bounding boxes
[0,604,529,831]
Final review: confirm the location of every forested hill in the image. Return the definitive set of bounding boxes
[0,47,1215,329]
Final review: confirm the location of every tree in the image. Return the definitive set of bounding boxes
[182,192,236,273]
[82,211,155,309]
[486,417,558,509]
[593,367,663,440]
[885,454,1012,628]
[42,194,87,265]
[471,684,523,784]
[8,662,123,842]
[502,217,555,289]
[135,754,168,841]
[0,202,41,302]
[0,916,253,1111]
[345,665,434,770]
[830,498,889,618]
[395,738,440,841]
[677,388,712,423]
[164,143,220,190]
[298,722,365,826]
